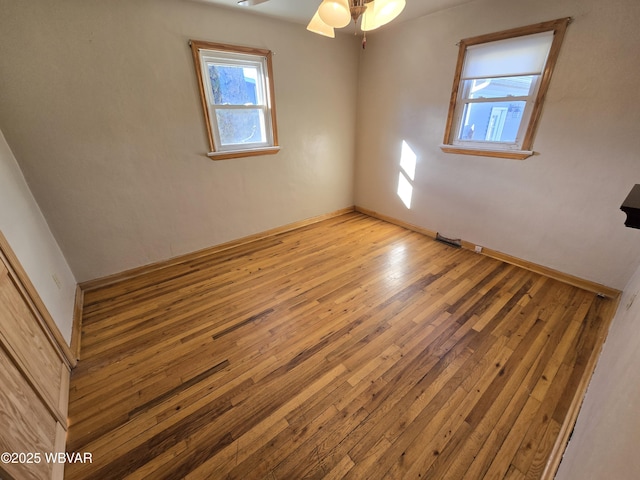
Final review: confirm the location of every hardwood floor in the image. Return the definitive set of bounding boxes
[65,212,616,480]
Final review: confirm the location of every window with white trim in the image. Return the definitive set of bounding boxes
[190,40,279,160]
[441,18,570,160]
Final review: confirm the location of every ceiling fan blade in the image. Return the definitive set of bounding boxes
[237,0,270,6]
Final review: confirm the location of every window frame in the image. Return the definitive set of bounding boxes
[441,18,571,160]
[190,40,280,160]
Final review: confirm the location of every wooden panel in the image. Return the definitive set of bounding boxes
[0,232,75,369]
[0,270,63,415]
[0,232,72,480]
[0,347,55,480]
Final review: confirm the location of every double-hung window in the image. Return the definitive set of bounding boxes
[441,18,570,159]
[190,40,279,160]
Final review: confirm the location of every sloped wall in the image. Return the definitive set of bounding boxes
[0,129,76,343]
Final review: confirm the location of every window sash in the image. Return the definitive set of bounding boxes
[202,57,268,108]
[209,105,272,150]
[453,101,533,150]
[452,75,540,149]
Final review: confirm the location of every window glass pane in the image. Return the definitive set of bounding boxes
[215,108,266,146]
[457,101,526,143]
[464,76,535,99]
[462,31,553,79]
[207,64,260,105]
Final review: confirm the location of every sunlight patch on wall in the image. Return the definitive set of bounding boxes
[397,140,417,209]
[400,141,417,180]
[397,173,413,209]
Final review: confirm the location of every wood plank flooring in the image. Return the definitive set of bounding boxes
[65,212,616,479]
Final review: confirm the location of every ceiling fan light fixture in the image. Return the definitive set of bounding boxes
[318,0,351,29]
[305,0,404,43]
[307,12,336,38]
[361,1,380,32]
[368,0,405,28]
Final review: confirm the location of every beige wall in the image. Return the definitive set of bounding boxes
[355,0,640,290]
[0,129,76,343]
[0,0,358,282]
[556,261,640,479]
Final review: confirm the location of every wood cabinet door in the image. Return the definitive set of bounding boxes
[0,240,70,480]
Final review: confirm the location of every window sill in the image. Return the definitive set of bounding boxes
[207,146,280,161]
[440,145,533,160]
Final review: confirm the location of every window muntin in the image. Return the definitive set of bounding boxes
[190,41,279,160]
[442,18,570,160]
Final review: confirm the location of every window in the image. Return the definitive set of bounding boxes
[190,40,279,160]
[441,18,570,160]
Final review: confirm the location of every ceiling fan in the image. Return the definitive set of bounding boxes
[237,0,406,39]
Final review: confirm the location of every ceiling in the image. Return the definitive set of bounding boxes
[192,0,477,30]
